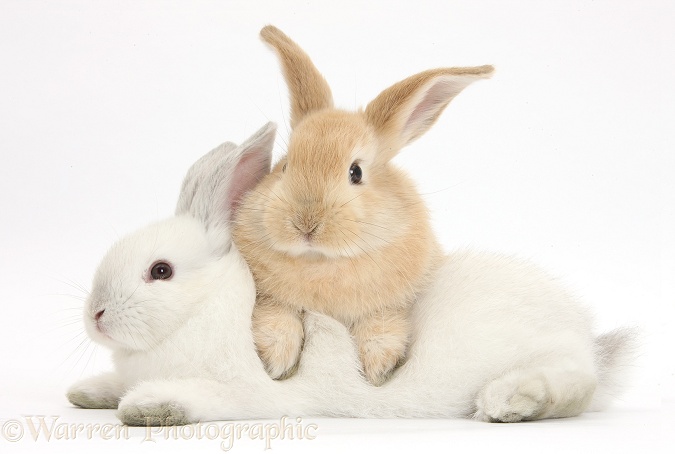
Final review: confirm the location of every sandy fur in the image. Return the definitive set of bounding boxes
[233,26,492,384]
[260,26,333,128]
[234,113,442,383]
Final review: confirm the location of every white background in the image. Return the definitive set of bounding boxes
[0,1,672,452]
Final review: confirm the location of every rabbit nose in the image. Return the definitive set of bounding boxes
[292,220,319,236]
[292,209,322,233]
[95,309,105,321]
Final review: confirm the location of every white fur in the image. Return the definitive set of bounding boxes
[67,123,635,425]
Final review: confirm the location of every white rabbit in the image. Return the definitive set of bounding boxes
[111,254,634,424]
[66,123,635,425]
[66,123,281,414]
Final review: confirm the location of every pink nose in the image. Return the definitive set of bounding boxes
[95,310,104,321]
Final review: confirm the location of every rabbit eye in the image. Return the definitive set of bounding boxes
[349,162,362,185]
[282,163,287,172]
[150,261,173,280]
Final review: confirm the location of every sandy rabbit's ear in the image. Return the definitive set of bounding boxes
[365,66,494,162]
[176,122,276,228]
[260,25,333,128]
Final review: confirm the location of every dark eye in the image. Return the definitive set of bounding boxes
[282,163,287,173]
[150,261,173,280]
[349,162,362,185]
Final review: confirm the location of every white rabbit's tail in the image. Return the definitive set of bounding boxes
[589,327,639,411]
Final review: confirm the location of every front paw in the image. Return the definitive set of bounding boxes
[253,303,304,379]
[351,311,409,386]
[360,340,403,386]
[255,327,304,379]
[67,389,119,409]
[118,401,190,426]
[117,386,193,426]
[67,373,123,409]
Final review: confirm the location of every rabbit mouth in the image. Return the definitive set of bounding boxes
[283,241,330,258]
[279,233,342,259]
[273,217,368,259]
[95,322,111,339]
[276,236,358,260]
[93,315,115,341]
[284,220,328,254]
[84,312,118,348]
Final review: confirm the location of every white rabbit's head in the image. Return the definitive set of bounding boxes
[83,123,276,351]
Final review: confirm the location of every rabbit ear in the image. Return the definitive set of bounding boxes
[175,142,238,217]
[365,66,494,162]
[176,122,276,228]
[260,25,333,129]
[220,122,276,220]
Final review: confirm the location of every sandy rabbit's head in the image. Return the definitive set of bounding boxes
[235,26,492,261]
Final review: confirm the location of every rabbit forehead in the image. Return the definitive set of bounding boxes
[94,217,211,288]
[287,110,373,169]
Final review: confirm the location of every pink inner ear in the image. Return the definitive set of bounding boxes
[227,149,270,215]
[403,78,467,141]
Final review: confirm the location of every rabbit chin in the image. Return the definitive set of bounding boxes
[84,318,124,350]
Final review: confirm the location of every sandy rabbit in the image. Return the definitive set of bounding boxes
[233,26,494,385]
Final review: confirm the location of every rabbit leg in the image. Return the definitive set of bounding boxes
[252,295,304,379]
[475,363,597,422]
[350,305,410,386]
[117,378,212,425]
[66,371,125,409]
[117,377,278,425]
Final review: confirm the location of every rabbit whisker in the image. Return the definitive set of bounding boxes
[336,236,360,275]
[339,192,365,209]
[58,334,91,372]
[341,218,394,232]
[46,319,84,333]
[237,203,284,214]
[242,232,277,257]
[251,188,288,205]
[121,282,142,308]
[68,340,96,377]
[52,276,90,297]
[246,191,287,212]
[48,293,88,302]
[80,342,99,376]
[339,227,383,273]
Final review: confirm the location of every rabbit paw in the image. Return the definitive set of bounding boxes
[118,401,190,426]
[360,341,402,386]
[117,386,192,426]
[253,304,304,380]
[67,389,120,409]
[351,311,409,386]
[67,373,123,409]
[257,328,304,379]
[475,372,550,423]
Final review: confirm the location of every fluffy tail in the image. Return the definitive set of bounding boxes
[589,327,639,411]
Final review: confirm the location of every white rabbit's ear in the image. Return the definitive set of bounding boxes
[365,66,494,162]
[260,25,333,129]
[175,141,238,217]
[176,122,276,228]
[222,122,276,219]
